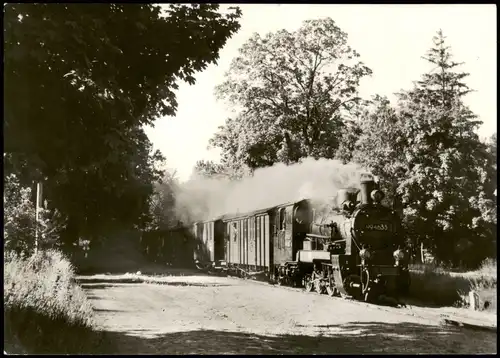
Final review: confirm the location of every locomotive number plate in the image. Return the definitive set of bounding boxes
[365,223,390,231]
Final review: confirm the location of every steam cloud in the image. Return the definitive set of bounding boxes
[174,158,369,223]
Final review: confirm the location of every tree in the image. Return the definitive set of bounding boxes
[4,4,241,244]
[484,132,497,186]
[345,96,408,207]
[208,116,254,179]
[148,170,180,231]
[350,30,496,267]
[192,160,227,179]
[212,18,372,169]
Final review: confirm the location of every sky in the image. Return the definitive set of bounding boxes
[144,4,497,182]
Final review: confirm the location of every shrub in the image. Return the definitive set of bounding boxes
[4,174,68,256]
[467,259,497,312]
[4,249,106,354]
[3,174,36,255]
[408,259,497,311]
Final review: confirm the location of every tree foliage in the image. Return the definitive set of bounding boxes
[4,174,67,255]
[191,159,252,180]
[4,4,241,243]
[345,30,496,267]
[192,160,227,179]
[148,171,180,231]
[212,18,371,169]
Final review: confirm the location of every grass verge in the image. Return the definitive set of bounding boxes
[4,249,110,354]
[408,259,497,312]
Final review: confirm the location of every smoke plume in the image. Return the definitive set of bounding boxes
[174,158,369,223]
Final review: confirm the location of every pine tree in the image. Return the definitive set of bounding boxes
[394,30,494,268]
[409,30,473,108]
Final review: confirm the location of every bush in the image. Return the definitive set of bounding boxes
[4,174,68,256]
[4,249,106,354]
[467,259,497,312]
[3,174,37,255]
[408,259,497,311]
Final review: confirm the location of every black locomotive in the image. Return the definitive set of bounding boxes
[192,174,410,303]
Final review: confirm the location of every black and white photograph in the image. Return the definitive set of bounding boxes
[4,3,497,354]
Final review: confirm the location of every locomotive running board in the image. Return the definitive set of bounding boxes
[229,265,267,278]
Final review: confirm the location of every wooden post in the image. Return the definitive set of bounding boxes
[35,182,43,254]
[469,290,480,311]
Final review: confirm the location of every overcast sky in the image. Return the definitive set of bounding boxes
[144,4,497,181]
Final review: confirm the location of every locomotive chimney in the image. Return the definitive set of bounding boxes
[360,176,375,205]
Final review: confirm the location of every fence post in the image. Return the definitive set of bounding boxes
[35,182,43,254]
[469,290,480,311]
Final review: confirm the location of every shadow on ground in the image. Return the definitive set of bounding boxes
[6,312,496,354]
[75,264,201,277]
[89,321,496,354]
[79,280,232,288]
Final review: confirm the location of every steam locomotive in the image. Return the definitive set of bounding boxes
[192,174,411,303]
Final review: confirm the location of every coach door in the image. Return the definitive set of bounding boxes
[274,205,294,263]
[224,222,229,262]
[255,214,270,271]
[214,221,225,261]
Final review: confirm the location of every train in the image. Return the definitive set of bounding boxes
[191,173,411,303]
[141,225,194,267]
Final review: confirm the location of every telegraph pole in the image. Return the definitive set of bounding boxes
[35,181,43,254]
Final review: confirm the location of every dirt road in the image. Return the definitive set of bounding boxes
[80,273,497,354]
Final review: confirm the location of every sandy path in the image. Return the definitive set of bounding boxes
[81,275,497,354]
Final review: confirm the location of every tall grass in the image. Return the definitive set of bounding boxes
[408,259,497,311]
[4,249,107,354]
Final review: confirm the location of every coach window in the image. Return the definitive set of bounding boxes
[244,218,248,241]
[232,222,237,242]
[279,208,286,230]
[286,208,292,226]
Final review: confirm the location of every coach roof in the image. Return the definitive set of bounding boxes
[222,198,309,222]
[196,199,310,224]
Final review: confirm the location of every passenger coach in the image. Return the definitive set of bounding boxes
[193,199,312,281]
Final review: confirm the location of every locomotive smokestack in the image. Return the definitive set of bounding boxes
[360,175,375,205]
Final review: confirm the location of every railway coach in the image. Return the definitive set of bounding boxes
[192,200,313,280]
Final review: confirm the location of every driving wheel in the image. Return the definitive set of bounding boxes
[326,277,338,297]
[314,278,324,294]
[303,275,314,292]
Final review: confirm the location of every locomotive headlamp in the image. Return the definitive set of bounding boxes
[342,200,355,211]
[370,190,385,204]
[393,249,404,260]
[359,249,371,259]
[393,249,405,266]
[359,248,371,265]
